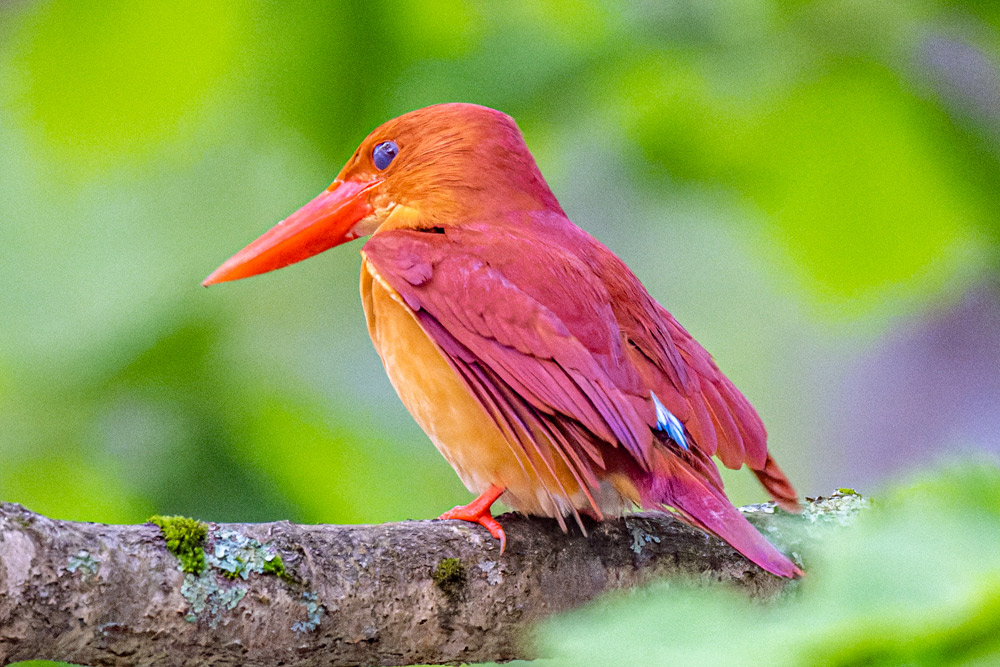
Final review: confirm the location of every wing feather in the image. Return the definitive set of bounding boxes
[364,216,794,514]
[364,226,654,516]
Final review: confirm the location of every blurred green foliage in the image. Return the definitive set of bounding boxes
[538,459,1000,666]
[1,0,998,539]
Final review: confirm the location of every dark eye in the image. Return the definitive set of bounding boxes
[372,140,398,170]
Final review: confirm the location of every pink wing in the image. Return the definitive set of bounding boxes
[363,225,655,500]
[554,219,798,510]
[364,220,800,575]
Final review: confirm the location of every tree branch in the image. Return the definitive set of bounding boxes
[0,494,864,666]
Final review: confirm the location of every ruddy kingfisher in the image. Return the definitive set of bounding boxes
[204,103,802,577]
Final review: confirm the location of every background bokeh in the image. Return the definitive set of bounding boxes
[2,0,998,531]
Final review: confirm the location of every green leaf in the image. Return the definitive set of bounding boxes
[9,0,243,170]
[538,460,1000,667]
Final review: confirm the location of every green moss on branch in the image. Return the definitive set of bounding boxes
[150,515,208,575]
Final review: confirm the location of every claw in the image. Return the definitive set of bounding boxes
[437,484,507,553]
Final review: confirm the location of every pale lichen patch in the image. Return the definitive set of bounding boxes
[66,550,100,577]
[180,570,248,626]
[291,591,324,633]
[477,560,503,586]
[741,502,777,514]
[626,521,661,554]
[207,528,287,581]
[802,490,870,526]
[163,524,299,624]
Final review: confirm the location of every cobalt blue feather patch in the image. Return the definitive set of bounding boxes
[651,391,688,451]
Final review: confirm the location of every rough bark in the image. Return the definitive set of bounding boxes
[0,494,864,666]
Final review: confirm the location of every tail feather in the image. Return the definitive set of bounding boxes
[640,452,803,578]
[752,453,801,513]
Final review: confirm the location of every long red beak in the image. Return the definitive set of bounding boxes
[202,178,381,286]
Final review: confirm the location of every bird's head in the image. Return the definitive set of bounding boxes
[203,103,561,286]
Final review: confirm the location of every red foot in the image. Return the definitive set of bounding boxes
[437,484,507,553]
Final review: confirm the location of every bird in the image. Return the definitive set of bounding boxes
[203,103,803,578]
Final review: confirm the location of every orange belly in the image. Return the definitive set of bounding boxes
[359,256,636,520]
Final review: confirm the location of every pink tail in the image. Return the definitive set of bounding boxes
[639,452,803,578]
[752,453,801,513]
